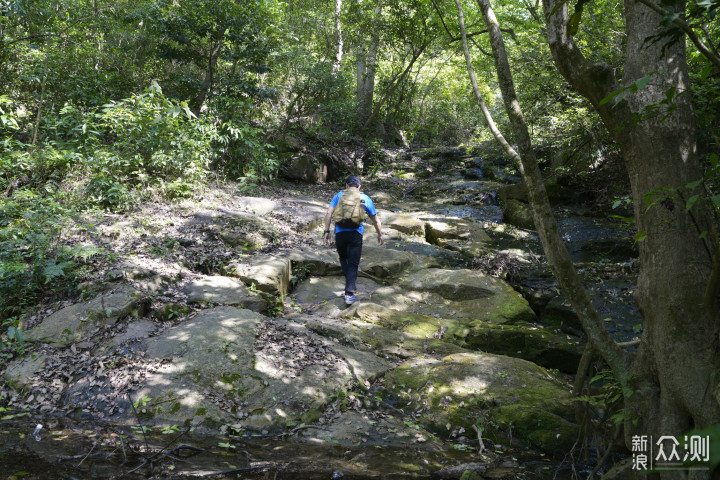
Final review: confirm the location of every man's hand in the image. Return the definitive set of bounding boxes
[377,232,384,245]
[324,231,332,245]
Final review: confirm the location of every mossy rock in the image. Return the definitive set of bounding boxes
[461,322,584,373]
[489,404,578,455]
[154,303,191,322]
[502,199,535,230]
[381,352,576,457]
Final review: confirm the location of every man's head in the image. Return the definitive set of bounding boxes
[345,175,361,188]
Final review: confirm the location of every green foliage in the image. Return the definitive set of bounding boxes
[1,317,26,363]
[0,190,78,317]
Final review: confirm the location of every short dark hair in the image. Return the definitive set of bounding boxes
[345,175,361,187]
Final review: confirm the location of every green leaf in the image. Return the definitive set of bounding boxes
[660,12,681,26]
[685,179,703,190]
[686,194,700,211]
[634,230,647,244]
[599,86,629,106]
[711,195,720,207]
[634,74,653,90]
[709,153,719,168]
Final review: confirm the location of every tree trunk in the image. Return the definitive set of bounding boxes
[362,42,427,131]
[194,36,224,115]
[542,0,720,470]
[356,6,380,127]
[332,0,343,75]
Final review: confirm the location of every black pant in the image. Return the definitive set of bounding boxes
[335,231,363,295]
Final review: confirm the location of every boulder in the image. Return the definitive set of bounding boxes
[4,354,47,390]
[380,352,578,456]
[461,322,584,373]
[276,197,328,232]
[423,217,491,246]
[235,196,278,215]
[226,256,291,297]
[370,269,536,325]
[25,286,147,346]
[281,154,327,183]
[344,302,582,372]
[502,199,535,230]
[182,276,268,312]
[134,308,391,430]
[496,183,529,203]
[286,246,415,281]
[289,276,383,317]
[285,248,342,277]
[380,212,425,236]
[219,216,276,252]
[540,295,583,335]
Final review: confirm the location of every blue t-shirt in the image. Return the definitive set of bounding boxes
[329,190,377,235]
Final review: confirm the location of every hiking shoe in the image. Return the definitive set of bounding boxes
[344,294,359,305]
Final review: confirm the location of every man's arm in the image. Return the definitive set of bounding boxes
[323,206,334,244]
[369,214,384,245]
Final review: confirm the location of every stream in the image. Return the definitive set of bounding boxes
[1,147,639,479]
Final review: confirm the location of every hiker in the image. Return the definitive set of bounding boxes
[323,175,383,305]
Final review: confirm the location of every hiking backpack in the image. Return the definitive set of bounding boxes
[333,189,365,228]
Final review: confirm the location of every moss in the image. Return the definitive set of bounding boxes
[301,408,322,424]
[490,405,578,455]
[220,372,244,384]
[484,294,536,324]
[195,407,207,416]
[460,471,483,480]
[170,402,181,415]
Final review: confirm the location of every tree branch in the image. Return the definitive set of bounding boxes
[634,0,720,70]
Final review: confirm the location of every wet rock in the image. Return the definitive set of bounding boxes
[540,295,583,335]
[226,255,292,297]
[25,286,147,346]
[182,275,268,312]
[502,199,535,230]
[380,352,578,456]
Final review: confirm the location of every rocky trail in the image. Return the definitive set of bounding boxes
[1,147,640,479]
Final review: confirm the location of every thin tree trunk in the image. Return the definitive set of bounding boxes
[362,43,427,130]
[357,6,380,127]
[32,49,49,146]
[455,0,629,376]
[195,37,223,114]
[332,0,343,75]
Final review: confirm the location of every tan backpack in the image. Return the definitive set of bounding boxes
[333,189,365,228]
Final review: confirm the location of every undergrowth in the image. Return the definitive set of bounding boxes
[0,85,279,348]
